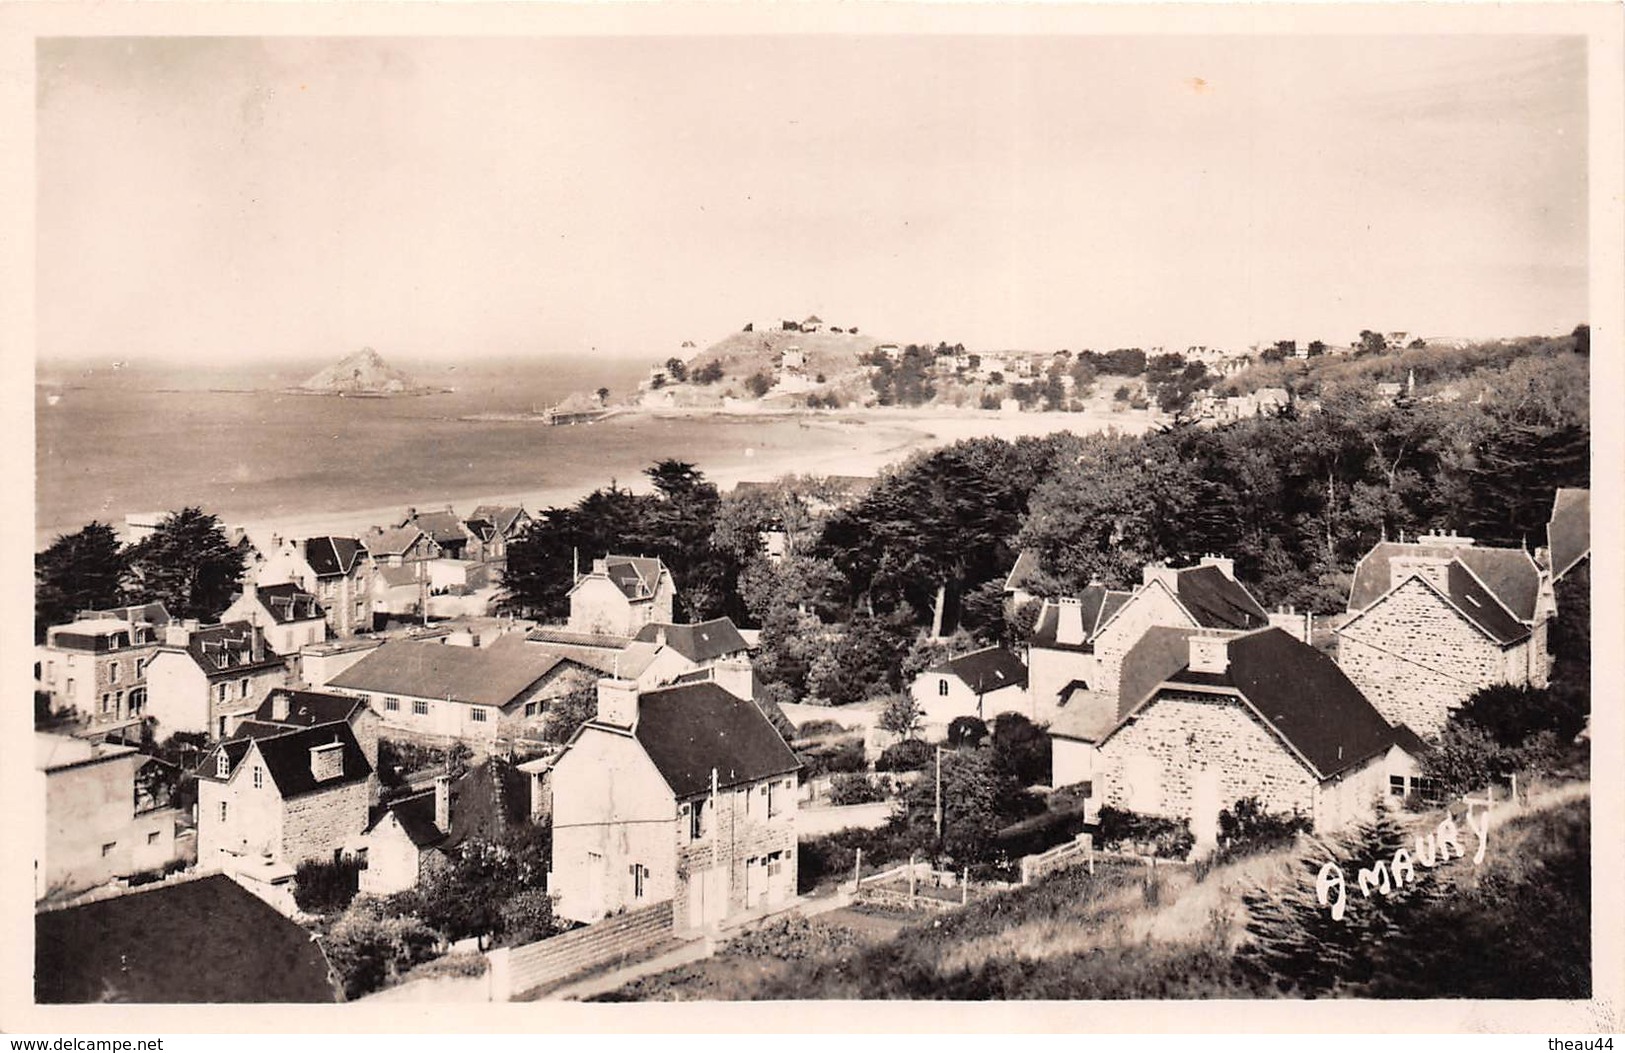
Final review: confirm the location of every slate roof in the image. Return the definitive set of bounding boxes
[468,505,527,538]
[1444,562,1529,645]
[618,681,801,797]
[253,583,324,624]
[255,688,368,728]
[1547,488,1590,581]
[364,526,431,559]
[201,720,372,798]
[925,647,1029,693]
[1002,550,1041,594]
[35,874,340,1003]
[376,565,421,589]
[1029,587,1133,651]
[304,537,365,578]
[379,789,446,849]
[633,618,750,663]
[585,555,667,601]
[1348,540,1540,621]
[404,509,469,545]
[1117,626,1204,715]
[78,602,171,627]
[172,622,285,678]
[327,638,575,708]
[1171,565,1270,631]
[1113,627,1396,780]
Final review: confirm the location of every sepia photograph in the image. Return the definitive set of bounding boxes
[5,2,1622,1036]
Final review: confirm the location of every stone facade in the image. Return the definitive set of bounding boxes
[1090,582,1194,709]
[281,781,370,865]
[197,745,370,870]
[1335,577,1530,738]
[672,775,797,931]
[35,630,160,725]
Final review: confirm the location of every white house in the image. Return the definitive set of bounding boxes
[566,555,677,636]
[909,647,1030,734]
[223,582,327,657]
[143,622,290,739]
[549,679,801,930]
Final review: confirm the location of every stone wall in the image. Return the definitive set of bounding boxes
[281,780,371,866]
[673,776,797,931]
[499,899,675,999]
[1336,577,1509,737]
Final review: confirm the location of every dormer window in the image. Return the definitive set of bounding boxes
[215,752,229,778]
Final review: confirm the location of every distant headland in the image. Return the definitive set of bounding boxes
[290,347,450,397]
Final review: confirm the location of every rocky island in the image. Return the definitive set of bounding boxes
[293,347,447,397]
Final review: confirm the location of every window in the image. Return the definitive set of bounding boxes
[766,780,784,819]
[524,701,540,718]
[101,693,113,714]
[766,851,784,881]
[147,831,160,845]
[216,753,230,778]
[135,658,146,678]
[689,800,706,840]
[384,697,400,712]
[241,678,251,700]
[471,708,488,723]
[101,842,116,858]
[1413,776,1444,804]
[109,662,120,684]
[217,683,229,704]
[938,679,949,697]
[1389,775,1408,797]
[253,765,264,790]
[66,677,75,697]
[115,690,124,714]
[219,802,228,823]
[631,863,648,899]
[412,699,429,717]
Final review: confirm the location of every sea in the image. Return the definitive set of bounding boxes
[33,355,832,549]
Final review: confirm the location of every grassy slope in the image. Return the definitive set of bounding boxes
[602,791,1590,1001]
[689,329,880,388]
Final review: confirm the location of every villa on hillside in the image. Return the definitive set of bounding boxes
[35,603,170,729]
[908,646,1030,734]
[223,582,326,657]
[256,536,375,638]
[143,621,290,739]
[567,554,677,636]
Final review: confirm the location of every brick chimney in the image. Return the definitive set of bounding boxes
[250,624,265,662]
[270,690,290,721]
[1390,555,1452,593]
[164,623,192,647]
[1188,634,1229,675]
[1054,597,1086,646]
[434,774,452,832]
[1198,554,1235,581]
[653,625,668,648]
[309,739,344,782]
[595,677,639,728]
[711,657,755,701]
[1267,607,1312,644]
[1141,563,1179,592]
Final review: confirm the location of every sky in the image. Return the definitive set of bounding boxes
[35,34,1588,364]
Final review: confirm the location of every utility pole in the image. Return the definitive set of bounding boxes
[935,745,944,843]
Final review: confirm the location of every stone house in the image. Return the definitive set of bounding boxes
[1095,628,1420,846]
[358,758,532,896]
[324,636,594,746]
[195,720,373,877]
[235,688,382,787]
[464,505,531,569]
[34,733,185,900]
[1334,533,1551,738]
[550,679,801,930]
[255,536,375,638]
[400,506,473,561]
[363,525,443,570]
[566,555,677,636]
[143,621,290,739]
[223,582,327,657]
[909,646,1030,734]
[35,603,170,728]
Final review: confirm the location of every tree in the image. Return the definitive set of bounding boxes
[35,521,127,641]
[1571,323,1589,356]
[1306,340,1327,358]
[1356,329,1389,355]
[322,896,441,1000]
[542,684,597,743]
[664,357,689,383]
[745,372,774,397]
[878,691,923,738]
[123,508,247,622]
[694,361,725,385]
[946,715,988,749]
[595,387,610,403]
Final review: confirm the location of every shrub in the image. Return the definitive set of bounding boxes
[322,897,442,1000]
[828,772,888,806]
[745,372,774,397]
[876,738,932,772]
[1456,683,1587,748]
[1214,797,1311,863]
[794,719,848,740]
[797,735,867,778]
[1094,806,1195,858]
[877,691,923,738]
[946,715,988,749]
[294,856,363,914]
[399,951,489,983]
[496,888,559,947]
[990,712,1051,786]
[994,801,1091,859]
[797,824,930,893]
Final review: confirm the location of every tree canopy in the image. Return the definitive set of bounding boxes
[123,508,248,622]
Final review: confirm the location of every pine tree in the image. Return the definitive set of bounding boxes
[35,521,128,641]
[122,507,247,622]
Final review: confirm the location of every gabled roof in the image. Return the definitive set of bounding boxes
[403,509,469,545]
[252,583,324,624]
[326,638,577,709]
[1348,539,1540,622]
[611,681,801,798]
[1547,488,1590,582]
[201,720,372,798]
[1116,626,1204,717]
[1444,561,1529,645]
[633,618,750,663]
[527,627,636,650]
[376,565,421,589]
[526,635,662,678]
[303,537,365,578]
[1172,565,1269,631]
[376,789,447,849]
[254,688,368,728]
[925,647,1029,693]
[1002,550,1041,594]
[578,555,669,601]
[363,526,432,559]
[168,622,285,678]
[78,602,171,627]
[1108,628,1396,781]
[471,505,526,535]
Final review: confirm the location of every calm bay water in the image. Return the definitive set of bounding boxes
[34,356,818,547]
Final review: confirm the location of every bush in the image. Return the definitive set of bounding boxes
[994,801,1091,858]
[794,719,848,740]
[1214,797,1310,863]
[1094,806,1195,858]
[294,856,363,914]
[496,888,559,947]
[990,712,1051,786]
[797,735,867,778]
[876,738,932,772]
[1455,683,1587,748]
[797,824,930,893]
[946,715,988,749]
[828,772,888,806]
[399,951,489,983]
[322,897,442,1000]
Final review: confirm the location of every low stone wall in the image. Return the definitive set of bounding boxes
[494,899,674,999]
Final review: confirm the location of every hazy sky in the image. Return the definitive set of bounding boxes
[36,34,1587,363]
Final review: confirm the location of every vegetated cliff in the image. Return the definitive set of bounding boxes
[299,348,439,396]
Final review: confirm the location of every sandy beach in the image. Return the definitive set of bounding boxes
[232,404,1158,552]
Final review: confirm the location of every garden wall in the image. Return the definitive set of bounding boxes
[492,899,674,999]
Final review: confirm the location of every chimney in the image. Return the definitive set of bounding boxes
[595,677,640,728]
[592,558,608,576]
[711,657,755,702]
[1188,634,1230,675]
[309,740,344,782]
[654,625,668,648]
[270,691,290,721]
[1054,597,1086,646]
[250,625,265,662]
[1390,555,1452,593]
[1268,606,1312,644]
[242,581,258,606]
[1141,563,1179,592]
[1198,554,1235,581]
[434,774,452,832]
[164,624,192,647]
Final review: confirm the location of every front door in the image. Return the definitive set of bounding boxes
[1191,767,1221,852]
